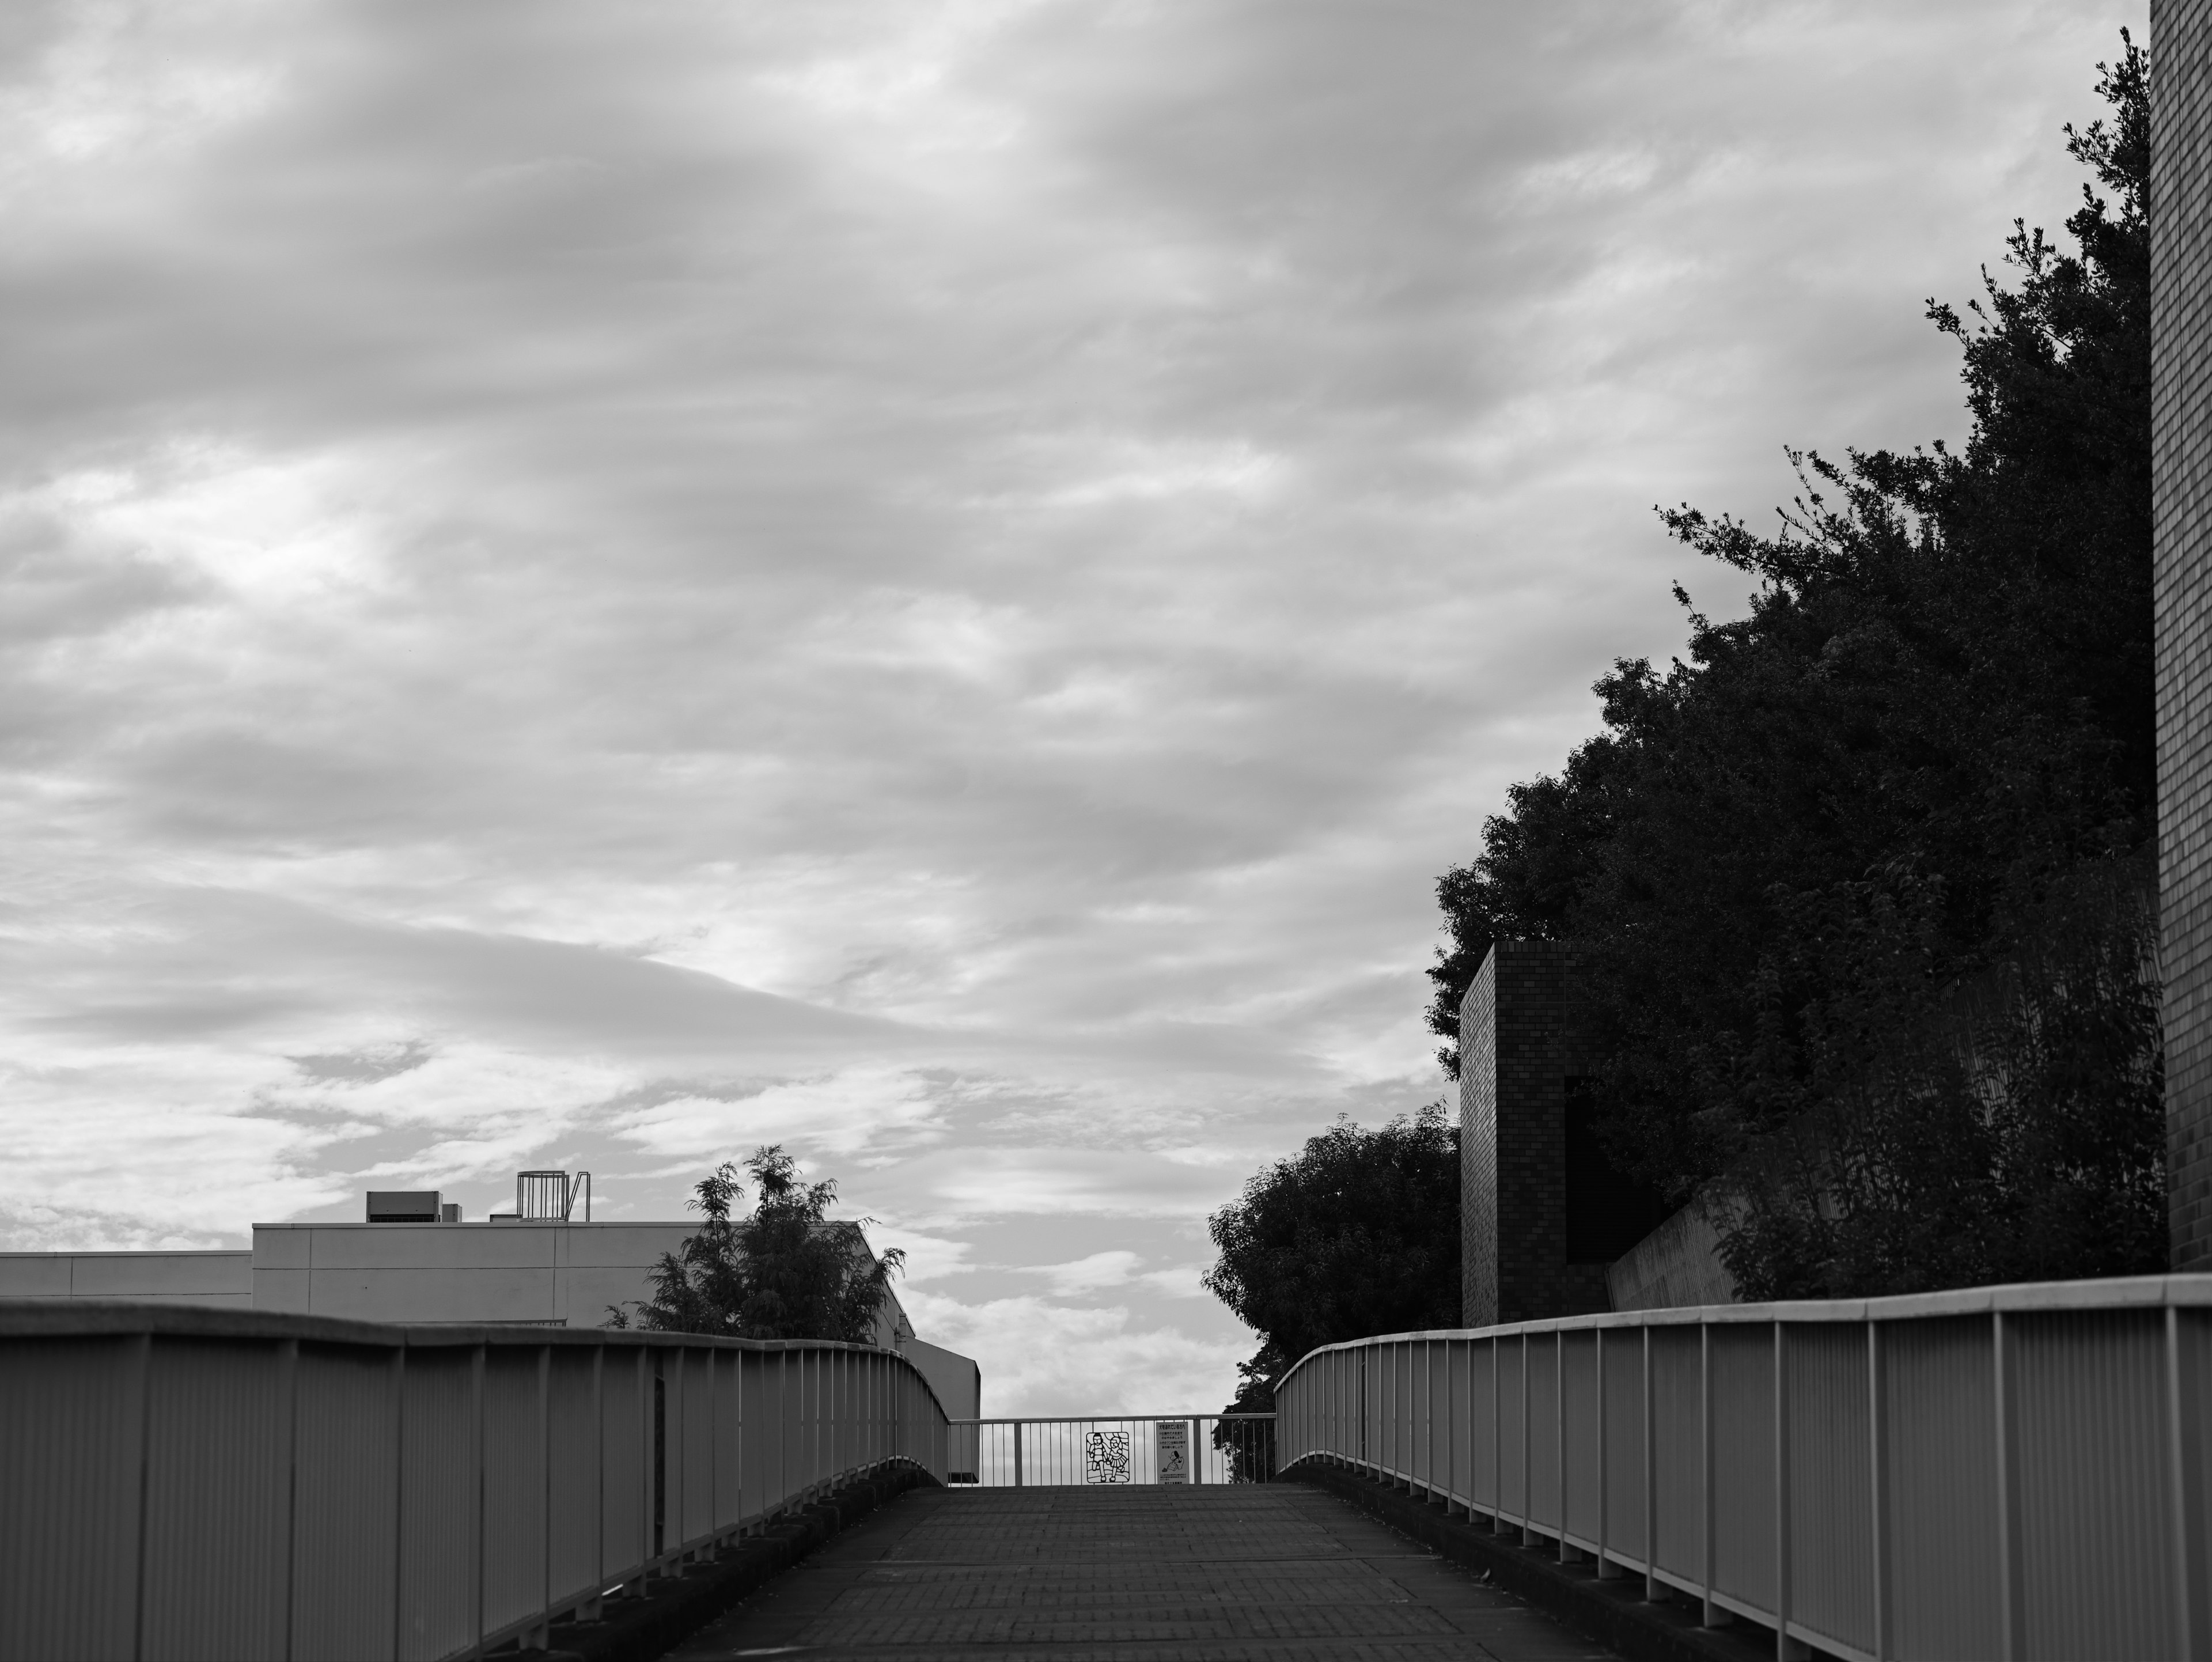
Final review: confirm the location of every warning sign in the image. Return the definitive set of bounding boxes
[1156,1419,1189,1484]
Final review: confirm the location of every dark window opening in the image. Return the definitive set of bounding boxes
[1564,1076,1669,1263]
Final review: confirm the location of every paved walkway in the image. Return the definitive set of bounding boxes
[668,1485,1616,1661]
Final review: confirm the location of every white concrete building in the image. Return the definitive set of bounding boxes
[0,1173,980,1423]
[0,1249,251,1307]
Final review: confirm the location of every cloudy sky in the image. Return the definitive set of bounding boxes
[0,0,2143,1411]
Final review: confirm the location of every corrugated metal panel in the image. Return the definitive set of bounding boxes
[1707,1323,1774,1614]
[291,1342,400,1662]
[1525,1334,1559,1532]
[139,1337,290,1662]
[1469,1337,1497,1512]
[1348,1348,1363,1468]
[1448,1339,1471,1504]
[1354,1345,1371,1478]
[1649,1325,1702,1587]
[833,1350,850,1477]
[1785,1322,1873,1656]
[479,1345,547,1636]
[1411,1347,1430,1491]
[679,1347,714,1548]
[756,1351,787,1514]
[740,1351,770,1521]
[796,1350,817,1491]
[714,1349,743,1531]
[1560,1330,1600,1545]
[545,1348,600,1612]
[2183,1308,2212,1654]
[0,1335,144,1662]
[1601,1328,1647,1566]
[1372,1343,1391,1472]
[396,1346,479,1662]
[1498,1336,1525,1520]
[599,1348,645,1578]
[654,1350,678,1554]
[1414,1341,1433,1487]
[2010,1309,2175,1661]
[1885,1314,2001,1662]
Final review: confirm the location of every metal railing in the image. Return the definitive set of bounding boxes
[0,1301,951,1662]
[949,1414,1275,1486]
[1273,1275,2212,1662]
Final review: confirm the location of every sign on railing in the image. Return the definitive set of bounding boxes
[1273,1276,2212,1662]
[949,1414,1275,1486]
[0,1303,953,1662]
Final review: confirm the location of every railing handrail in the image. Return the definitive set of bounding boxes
[2,1296,957,1661]
[0,1297,956,1415]
[1277,1270,2212,1381]
[1271,1272,2212,1661]
[948,1413,1275,1425]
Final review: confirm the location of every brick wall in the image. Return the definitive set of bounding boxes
[2155,0,2212,1269]
[1459,941,1612,1324]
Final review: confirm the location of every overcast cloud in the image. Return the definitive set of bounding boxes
[0,0,2145,1411]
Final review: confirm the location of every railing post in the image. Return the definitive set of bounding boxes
[1191,1418,1203,1485]
[1015,1420,1025,1488]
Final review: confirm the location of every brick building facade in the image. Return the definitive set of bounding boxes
[1457,941,1613,1325]
[2156,0,2212,1270]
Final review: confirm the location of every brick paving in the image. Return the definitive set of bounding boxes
[667,1485,1615,1661]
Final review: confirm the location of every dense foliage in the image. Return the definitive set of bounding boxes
[608,1145,906,1341]
[1426,41,2162,1298]
[1204,1104,1460,1418]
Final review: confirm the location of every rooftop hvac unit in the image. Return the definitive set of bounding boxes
[366,1190,444,1223]
[515,1169,591,1222]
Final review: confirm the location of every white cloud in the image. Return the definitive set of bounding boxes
[901,1288,1251,1417]
[0,1,2145,1392]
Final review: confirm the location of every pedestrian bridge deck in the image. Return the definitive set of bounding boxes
[670,1484,1612,1662]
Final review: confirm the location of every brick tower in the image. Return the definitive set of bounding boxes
[2155,0,2212,1269]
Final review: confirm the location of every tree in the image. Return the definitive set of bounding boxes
[1425,38,2161,1296]
[607,1145,907,1342]
[1204,1104,1459,1407]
